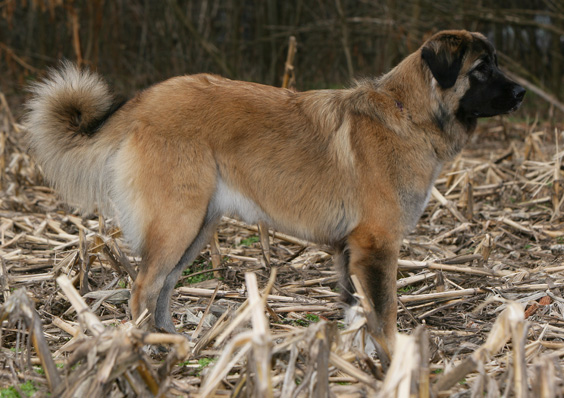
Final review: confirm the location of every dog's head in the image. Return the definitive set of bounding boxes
[421,30,525,128]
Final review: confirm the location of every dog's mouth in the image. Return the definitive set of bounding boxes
[471,106,519,118]
[509,101,523,113]
[499,85,526,115]
[505,95,525,114]
[472,95,525,118]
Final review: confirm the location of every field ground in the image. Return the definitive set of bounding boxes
[0,97,563,397]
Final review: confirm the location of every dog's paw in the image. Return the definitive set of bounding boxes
[343,305,378,356]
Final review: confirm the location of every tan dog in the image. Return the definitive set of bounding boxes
[25,30,524,352]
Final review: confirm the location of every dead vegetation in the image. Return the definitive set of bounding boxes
[0,92,564,397]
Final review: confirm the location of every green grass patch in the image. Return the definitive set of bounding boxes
[195,357,217,376]
[198,357,215,368]
[291,314,321,327]
[178,259,215,286]
[398,286,413,294]
[240,236,260,246]
[0,387,19,398]
[304,314,320,323]
[0,381,37,398]
[292,319,309,327]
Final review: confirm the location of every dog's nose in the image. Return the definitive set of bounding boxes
[513,85,526,101]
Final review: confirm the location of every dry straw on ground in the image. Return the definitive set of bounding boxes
[0,92,564,397]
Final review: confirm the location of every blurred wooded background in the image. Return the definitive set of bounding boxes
[0,0,563,117]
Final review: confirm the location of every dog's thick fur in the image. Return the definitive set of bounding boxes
[25,30,524,351]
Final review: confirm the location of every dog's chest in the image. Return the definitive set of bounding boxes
[399,165,442,232]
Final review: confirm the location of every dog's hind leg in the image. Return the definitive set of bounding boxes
[131,198,221,332]
[131,200,219,333]
[126,140,218,333]
[154,213,220,333]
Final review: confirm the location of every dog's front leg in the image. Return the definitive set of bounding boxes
[346,225,401,354]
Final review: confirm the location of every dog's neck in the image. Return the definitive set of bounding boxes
[372,52,475,161]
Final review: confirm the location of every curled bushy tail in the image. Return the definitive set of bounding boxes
[25,61,124,213]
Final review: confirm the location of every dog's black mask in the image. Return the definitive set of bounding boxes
[458,53,525,120]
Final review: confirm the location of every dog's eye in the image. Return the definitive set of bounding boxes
[472,63,491,80]
[477,63,490,73]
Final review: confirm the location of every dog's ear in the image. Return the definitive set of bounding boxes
[421,33,467,89]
